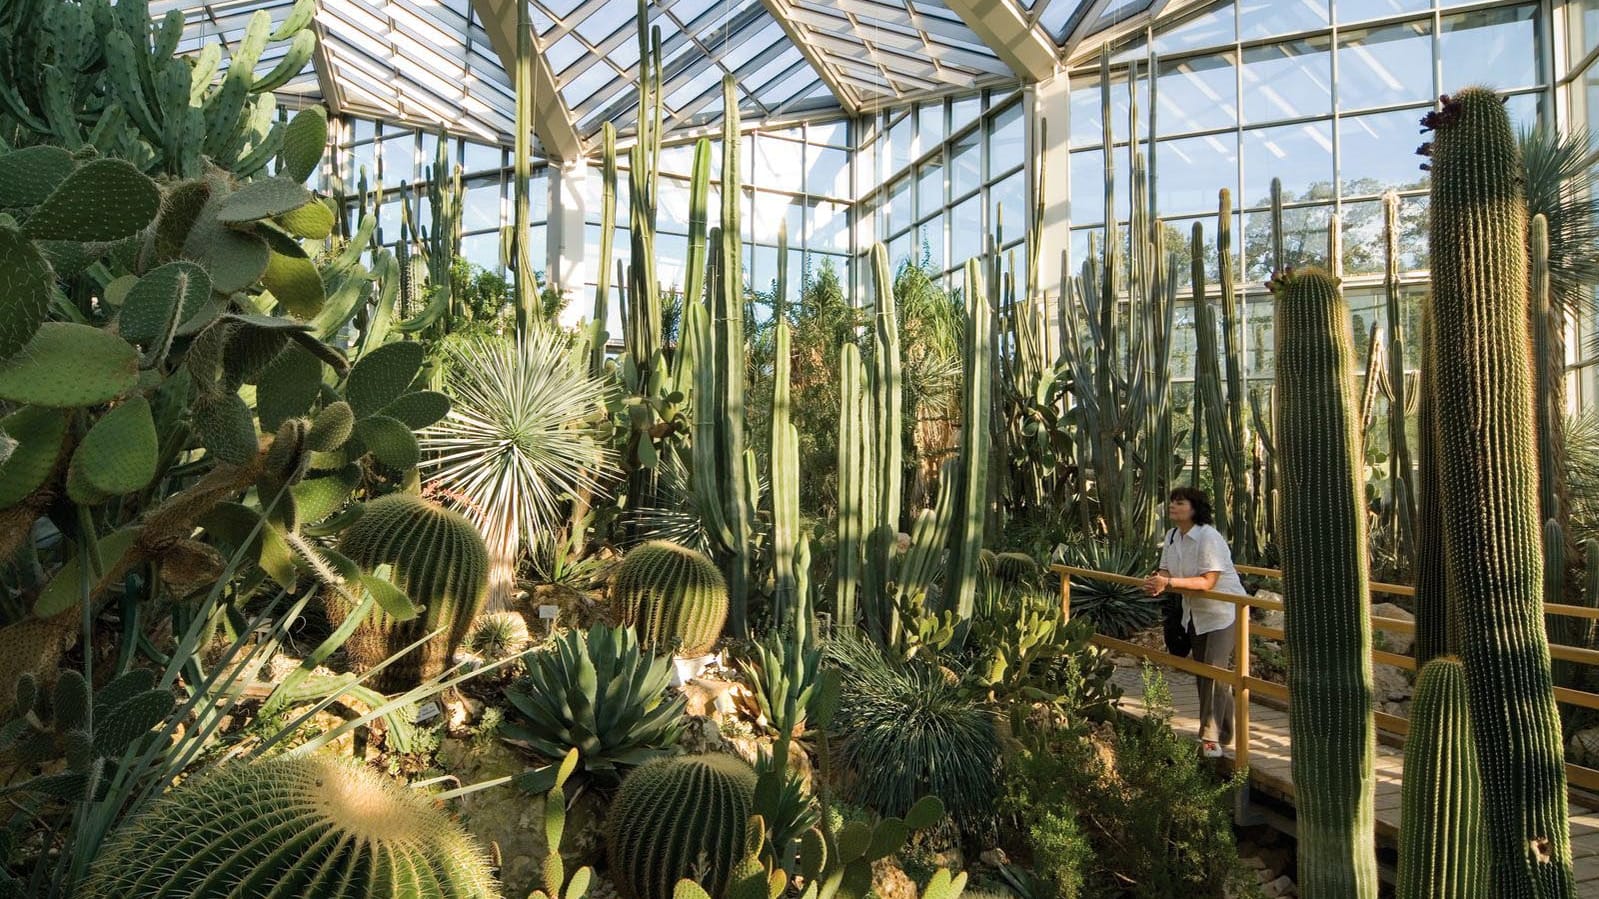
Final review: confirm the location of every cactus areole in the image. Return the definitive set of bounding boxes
[1422,87,1574,896]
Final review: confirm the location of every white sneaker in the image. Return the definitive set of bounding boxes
[1201,741,1224,758]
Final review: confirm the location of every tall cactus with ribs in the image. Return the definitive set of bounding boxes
[1271,267,1378,897]
[1419,88,1574,896]
[1189,189,1251,554]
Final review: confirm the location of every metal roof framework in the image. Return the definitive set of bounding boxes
[158,0,1196,156]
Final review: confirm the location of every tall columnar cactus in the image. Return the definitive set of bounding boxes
[1270,266,1378,898]
[1413,311,1450,665]
[862,243,904,637]
[770,228,802,629]
[835,342,871,631]
[1398,657,1489,899]
[81,755,499,898]
[1382,193,1417,567]
[942,257,993,637]
[609,540,728,657]
[1421,87,1574,896]
[332,493,490,688]
[607,753,758,899]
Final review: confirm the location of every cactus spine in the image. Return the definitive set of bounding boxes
[1271,267,1377,897]
[1397,657,1489,898]
[607,753,758,899]
[1422,88,1574,896]
[610,540,729,657]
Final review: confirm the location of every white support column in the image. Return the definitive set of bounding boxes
[1029,69,1072,360]
[547,157,589,330]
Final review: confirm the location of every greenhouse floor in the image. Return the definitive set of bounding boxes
[1108,665,1599,886]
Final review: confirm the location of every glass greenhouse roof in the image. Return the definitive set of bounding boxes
[159,0,1180,154]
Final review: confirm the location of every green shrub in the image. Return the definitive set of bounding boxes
[502,624,683,783]
[999,667,1257,899]
[825,634,1000,839]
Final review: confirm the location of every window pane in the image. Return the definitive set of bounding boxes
[1070,149,1106,223]
[1337,20,1434,111]
[951,130,981,200]
[889,177,912,233]
[1070,81,1104,148]
[889,112,916,176]
[462,140,502,174]
[381,133,416,181]
[460,231,501,275]
[951,94,982,133]
[951,195,984,270]
[754,136,804,191]
[461,177,502,232]
[1154,2,1237,56]
[1243,203,1331,280]
[347,142,376,191]
[1238,0,1327,41]
[1157,52,1238,135]
[918,159,944,218]
[1241,38,1333,124]
[1243,120,1334,207]
[811,200,849,254]
[919,101,945,146]
[1156,133,1239,216]
[916,213,945,272]
[1335,0,1430,24]
[1504,91,1547,133]
[806,144,850,199]
[990,102,1026,176]
[989,169,1027,246]
[809,120,849,147]
[1339,107,1431,197]
[1440,5,1541,92]
[889,230,915,272]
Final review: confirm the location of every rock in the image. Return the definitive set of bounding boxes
[979,848,1010,867]
[1263,874,1295,897]
[435,737,549,897]
[1370,603,1415,656]
[681,677,739,718]
[679,715,735,756]
[1568,727,1599,768]
[1373,663,1411,704]
[870,858,918,899]
[1254,592,1284,630]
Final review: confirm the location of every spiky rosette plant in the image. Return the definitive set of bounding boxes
[1063,539,1160,638]
[80,755,499,898]
[1270,265,1377,897]
[468,610,531,661]
[609,540,729,657]
[420,331,614,608]
[606,753,758,899]
[1397,657,1489,899]
[1420,87,1574,896]
[331,492,490,689]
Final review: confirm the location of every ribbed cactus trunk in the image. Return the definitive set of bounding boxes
[836,342,870,631]
[1413,310,1451,665]
[771,225,800,629]
[1397,656,1489,898]
[943,257,992,641]
[863,243,903,638]
[714,77,752,636]
[1422,88,1574,898]
[1271,267,1378,898]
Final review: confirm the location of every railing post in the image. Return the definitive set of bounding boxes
[1234,602,1250,774]
[1059,571,1072,620]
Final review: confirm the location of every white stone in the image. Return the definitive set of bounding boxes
[1371,603,1416,656]
[1263,874,1295,897]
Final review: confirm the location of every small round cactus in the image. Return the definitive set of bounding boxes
[332,493,490,689]
[992,552,1041,585]
[81,754,499,898]
[468,611,531,661]
[610,541,728,657]
[607,753,758,899]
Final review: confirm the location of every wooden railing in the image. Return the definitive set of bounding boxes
[1051,563,1599,794]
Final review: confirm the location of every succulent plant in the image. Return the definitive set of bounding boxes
[468,611,532,661]
[1397,657,1488,899]
[1272,266,1378,896]
[331,492,490,689]
[80,754,499,898]
[991,552,1041,586]
[610,540,729,657]
[607,753,759,899]
[503,624,683,782]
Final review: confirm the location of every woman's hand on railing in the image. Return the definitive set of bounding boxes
[1140,573,1168,596]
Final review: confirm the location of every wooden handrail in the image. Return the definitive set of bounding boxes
[1051,563,1599,794]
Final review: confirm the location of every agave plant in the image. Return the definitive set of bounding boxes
[1060,539,1161,639]
[420,331,615,606]
[502,623,684,783]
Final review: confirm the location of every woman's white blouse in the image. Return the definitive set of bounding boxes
[1157,524,1246,635]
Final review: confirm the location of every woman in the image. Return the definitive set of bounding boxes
[1141,487,1247,758]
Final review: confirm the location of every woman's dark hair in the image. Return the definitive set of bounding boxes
[1168,487,1214,526]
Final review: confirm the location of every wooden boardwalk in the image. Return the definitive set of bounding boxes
[1108,664,1599,886]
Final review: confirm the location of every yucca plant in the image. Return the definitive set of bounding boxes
[825,633,1000,838]
[420,331,615,606]
[1061,539,1161,638]
[502,624,684,784]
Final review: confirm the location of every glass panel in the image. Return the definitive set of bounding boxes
[806,144,850,199]
[1504,91,1546,133]
[1238,0,1328,40]
[990,102,1026,177]
[1243,203,1331,280]
[919,101,946,146]
[889,112,916,175]
[918,158,945,218]
[810,120,849,148]
[951,94,982,134]
[1440,5,1540,92]
[1335,0,1430,24]
[1574,0,1599,60]
[951,195,984,270]
[461,177,502,232]
[989,169,1027,246]
[347,142,376,190]
[1154,2,1237,56]
[1339,107,1432,197]
[381,133,416,181]
[1070,148,1106,224]
[754,136,804,193]
[1069,80,1104,148]
[888,229,915,272]
[1241,37,1333,124]
[811,200,849,254]
[1336,20,1434,111]
[460,232,502,275]
[916,212,945,273]
[1155,132,1239,217]
[350,117,377,143]
[462,140,502,174]
[1157,52,1238,135]
[1337,199,1387,275]
[950,129,981,200]
[889,177,912,233]
[1242,120,1334,207]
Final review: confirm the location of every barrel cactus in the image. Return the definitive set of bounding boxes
[331,493,489,689]
[1422,87,1574,895]
[992,552,1041,586]
[607,753,758,899]
[610,540,728,657]
[81,755,498,897]
[1270,266,1377,897]
[1397,657,1489,898]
